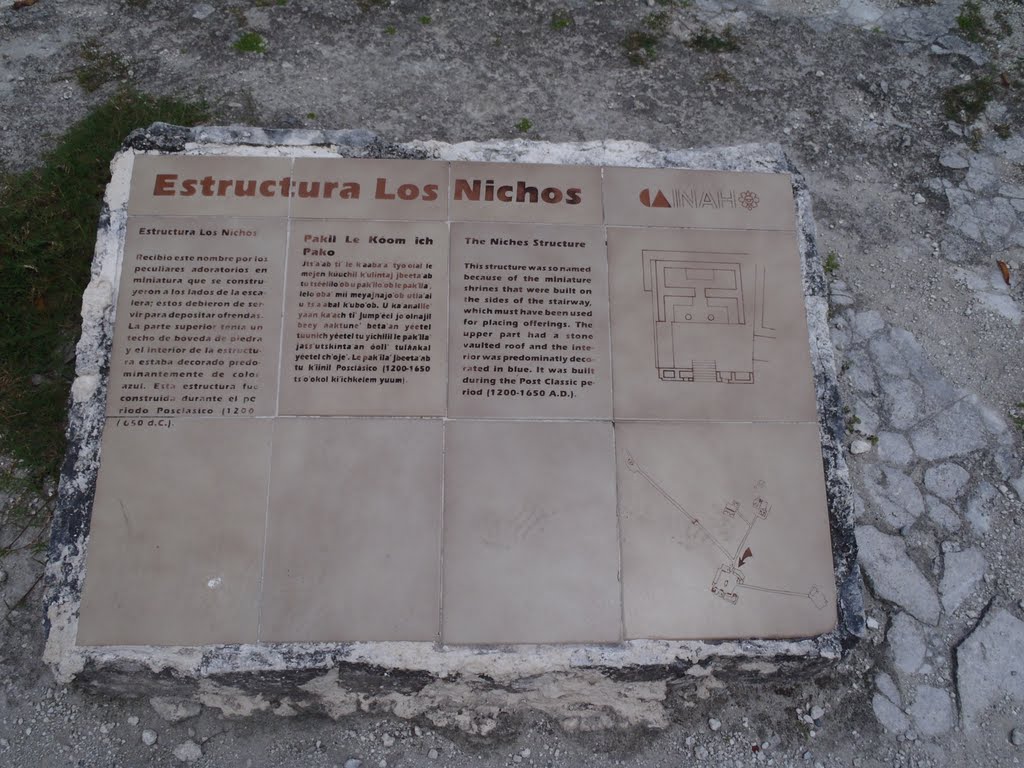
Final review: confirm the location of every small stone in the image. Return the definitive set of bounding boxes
[520,749,531,758]
[344,760,363,768]
[150,696,202,723]
[850,440,871,455]
[0,570,7,585]
[810,705,825,721]
[379,761,387,768]
[127,715,139,726]
[173,740,202,763]
[914,193,926,205]
[815,70,824,77]
[427,749,439,760]
[382,733,395,747]
[866,616,880,630]
[192,3,215,20]
[939,150,969,170]
[708,718,722,731]
[1011,728,1024,747]
[141,729,158,746]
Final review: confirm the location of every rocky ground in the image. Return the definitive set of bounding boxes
[2,0,1024,765]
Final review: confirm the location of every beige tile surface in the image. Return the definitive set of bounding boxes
[616,421,837,640]
[77,419,271,646]
[278,220,449,416]
[450,162,603,224]
[447,222,612,419]
[607,226,818,422]
[602,167,796,230]
[290,158,449,220]
[128,155,292,217]
[260,418,443,642]
[107,216,286,418]
[442,420,621,644]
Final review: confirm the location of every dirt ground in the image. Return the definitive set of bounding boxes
[2,0,1024,766]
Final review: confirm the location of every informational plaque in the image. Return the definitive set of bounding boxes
[77,156,837,648]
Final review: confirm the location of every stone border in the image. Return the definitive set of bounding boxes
[43,126,863,728]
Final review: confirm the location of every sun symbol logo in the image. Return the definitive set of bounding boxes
[739,190,760,210]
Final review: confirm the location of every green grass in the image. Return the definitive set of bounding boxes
[622,10,675,65]
[0,89,209,485]
[551,9,573,31]
[76,40,130,93]
[233,31,267,53]
[515,117,533,133]
[419,14,432,24]
[384,24,397,35]
[622,29,660,65]
[1012,403,1024,433]
[645,11,671,36]
[824,250,841,275]
[956,0,988,42]
[688,25,740,53]
[943,73,995,122]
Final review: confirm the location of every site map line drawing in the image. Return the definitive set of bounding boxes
[624,451,828,610]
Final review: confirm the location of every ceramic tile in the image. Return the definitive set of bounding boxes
[616,421,837,640]
[277,220,449,416]
[77,419,271,646]
[128,155,292,217]
[290,158,448,220]
[607,226,818,422]
[449,162,603,225]
[447,222,612,419]
[107,216,286,418]
[442,420,621,644]
[260,418,443,642]
[602,167,796,230]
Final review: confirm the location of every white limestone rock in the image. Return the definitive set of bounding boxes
[150,697,202,723]
[957,609,1024,730]
[856,526,940,625]
[907,686,955,736]
[173,740,203,763]
[940,547,987,613]
[889,613,926,675]
[924,463,970,500]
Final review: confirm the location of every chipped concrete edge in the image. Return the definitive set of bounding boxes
[43,125,863,730]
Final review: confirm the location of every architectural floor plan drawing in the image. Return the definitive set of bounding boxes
[624,451,828,612]
[641,251,776,384]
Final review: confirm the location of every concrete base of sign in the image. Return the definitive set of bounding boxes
[44,126,863,731]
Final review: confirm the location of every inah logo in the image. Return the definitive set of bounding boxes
[638,188,671,208]
[638,188,760,210]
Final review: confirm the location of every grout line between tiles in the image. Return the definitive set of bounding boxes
[257,157,296,643]
[439,163,452,645]
[438,419,447,646]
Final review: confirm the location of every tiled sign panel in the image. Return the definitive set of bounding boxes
[78,156,836,647]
